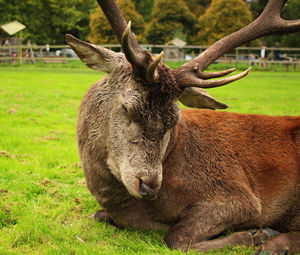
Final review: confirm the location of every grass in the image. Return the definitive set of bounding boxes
[0,64,300,255]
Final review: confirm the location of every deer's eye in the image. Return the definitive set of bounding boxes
[122,104,128,114]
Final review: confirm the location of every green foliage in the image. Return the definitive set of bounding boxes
[0,0,96,45]
[1,0,299,47]
[249,0,268,18]
[192,0,254,46]
[145,0,196,44]
[89,0,145,44]
[132,0,154,22]
[185,0,211,18]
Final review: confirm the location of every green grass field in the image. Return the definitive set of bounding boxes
[0,65,300,255]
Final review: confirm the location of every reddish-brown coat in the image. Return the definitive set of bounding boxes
[154,109,300,253]
[159,110,300,229]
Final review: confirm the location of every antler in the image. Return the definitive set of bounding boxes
[97,0,161,82]
[175,0,300,89]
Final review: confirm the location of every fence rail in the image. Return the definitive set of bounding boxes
[0,44,299,70]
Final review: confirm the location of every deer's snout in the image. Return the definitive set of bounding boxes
[138,177,160,200]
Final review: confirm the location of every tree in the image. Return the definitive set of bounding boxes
[192,0,255,46]
[184,0,211,18]
[145,0,196,44]
[46,0,96,44]
[249,0,268,18]
[89,0,145,44]
[0,0,46,44]
[131,0,154,22]
[0,0,96,45]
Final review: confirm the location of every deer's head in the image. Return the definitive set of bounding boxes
[66,0,300,199]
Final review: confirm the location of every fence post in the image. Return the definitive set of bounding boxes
[40,47,43,59]
[19,31,23,65]
[63,47,67,59]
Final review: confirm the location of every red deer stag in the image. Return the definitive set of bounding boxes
[66,0,300,254]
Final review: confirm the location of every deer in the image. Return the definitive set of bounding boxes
[65,0,300,254]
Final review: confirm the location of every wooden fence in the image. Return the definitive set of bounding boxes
[0,44,299,70]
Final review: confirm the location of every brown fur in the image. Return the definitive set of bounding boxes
[161,110,300,252]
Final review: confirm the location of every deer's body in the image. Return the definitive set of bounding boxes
[67,0,300,253]
[77,75,300,252]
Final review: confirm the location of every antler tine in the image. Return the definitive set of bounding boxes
[146,51,164,82]
[195,67,236,79]
[175,0,300,88]
[97,0,152,78]
[178,68,251,89]
[285,19,300,31]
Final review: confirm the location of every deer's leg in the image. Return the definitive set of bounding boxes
[253,232,300,255]
[190,228,279,252]
[93,209,119,227]
[164,200,261,251]
[85,162,169,231]
[93,198,170,231]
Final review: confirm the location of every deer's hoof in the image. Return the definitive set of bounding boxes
[92,209,119,227]
[252,250,272,255]
[262,228,280,238]
[252,248,289,255]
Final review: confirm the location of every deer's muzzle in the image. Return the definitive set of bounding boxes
[138,178,159,200]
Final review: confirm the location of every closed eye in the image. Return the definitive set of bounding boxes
[130,139,139,145]
[122,104,128,114]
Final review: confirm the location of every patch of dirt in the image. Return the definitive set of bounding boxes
[35,134,60,143]
[41,135,60,141]
[74,198,81,204]
[0,150,19,159]
[8,108,18,114]
[40,178,51,186]
[14,93,24,99]
[1,205,17,227]
[72,162,82,169]
[77,179,85,185]
[42,80,53,85]
[28,118,40,125]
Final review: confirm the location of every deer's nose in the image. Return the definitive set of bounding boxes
[138,178,159,200]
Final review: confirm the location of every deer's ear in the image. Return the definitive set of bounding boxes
[65,34,118,73]
[179,87,228,110]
